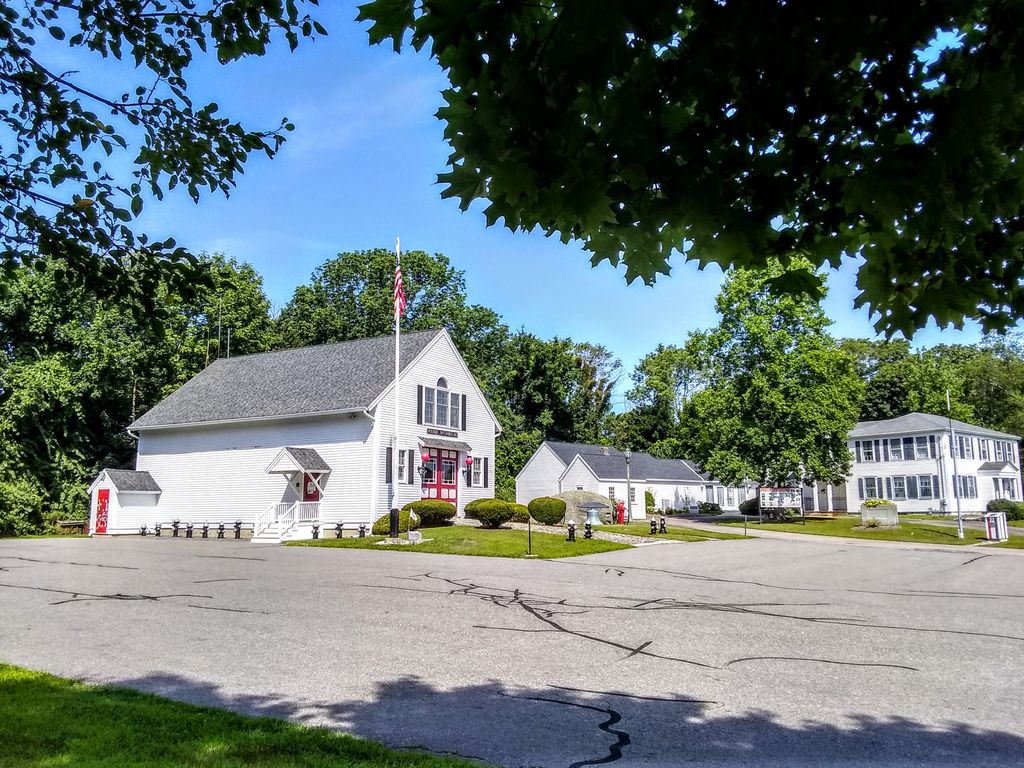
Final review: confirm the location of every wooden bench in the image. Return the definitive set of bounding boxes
[56,520,87,534]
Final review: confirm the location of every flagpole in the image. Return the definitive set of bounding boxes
[393,237,401,518]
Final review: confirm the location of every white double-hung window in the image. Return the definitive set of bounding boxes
[915,436,930,459]
[421,377,462,429]
[892,476,907,500]
[889,438,903,461]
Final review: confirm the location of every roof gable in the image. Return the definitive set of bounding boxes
[548,441,707,483]
[130,330,443,430]
[92,469,161,493]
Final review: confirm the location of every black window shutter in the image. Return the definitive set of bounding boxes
[416,385,423,424]
[929,435,936,458]
[483,457,489,488]
[461,394,467,431]
[883,441,890,461]
[885,477,892,499]
[855,441,862,462]
[903,437,913,456]
[386,447,393,484]
[874,440,880,460]
[933,474,941,497]
[407,450,415,485]
[857,479,864,499]
[907,476,918,499]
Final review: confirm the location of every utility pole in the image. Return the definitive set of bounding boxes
[947,388,964,539]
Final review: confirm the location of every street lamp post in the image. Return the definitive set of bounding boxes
[625,448,632,524]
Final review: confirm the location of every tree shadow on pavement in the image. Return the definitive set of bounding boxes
[106,671,1022,768]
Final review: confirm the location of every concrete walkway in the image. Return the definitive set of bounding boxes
[663,516,1024,555]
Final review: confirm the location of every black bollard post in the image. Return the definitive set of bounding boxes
[312,524,320,540]
[389,508,399,538]
[155,523,162,537]
[140,525,147,536]
[233,521,242,539]
[359,524,367,539]
[217,523,225,539]
[201,523,209,539]
[185,522,194,538]
[659,516,667,534]
[335,522,344,539]
[172,520,180,537]
[567,521,576,542]
[650,518,658,534]
[584,521,593,539]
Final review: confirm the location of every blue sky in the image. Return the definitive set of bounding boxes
[118,5,985,400]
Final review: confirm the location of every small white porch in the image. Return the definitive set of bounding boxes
[253,447,331,543]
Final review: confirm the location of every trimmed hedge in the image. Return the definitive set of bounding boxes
[402,499,456,526]
[371,509,420,536]
[987,498,1024,521]
[463,498,491,518]
[474,500,515,529]
[697,501,722,515]
[738,497,759,515]
[528,496,566,525]
[645,490,655,515]
[510,503,530,524]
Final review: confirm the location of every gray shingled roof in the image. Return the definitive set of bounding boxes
[546,441,707,483]
[105,469,161,493]
[977,461,1016,472]
[130,330,443,429]
[283,447,331,472]
[850,412,1020,440]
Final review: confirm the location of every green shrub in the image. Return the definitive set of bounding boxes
[0,477,45,537]
[863,498,896,508]
[402,499,456,526]
[697,501,722,515]
[645,490,655,515]
[528,496,566,525]
[510,503,531,523]
[371,509,420,535]
[473,499,515,528]
[463,498,491,518]
[865,517,881,528]
[738,497,759,515]
[987,498,1024,521]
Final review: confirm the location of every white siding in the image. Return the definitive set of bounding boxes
[369,333,497,519]
[516,444,568,505]
[559,457,601,496]
[127,413,375,534]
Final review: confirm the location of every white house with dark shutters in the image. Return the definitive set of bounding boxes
[847,412,1020,514]
[87,329,500,541]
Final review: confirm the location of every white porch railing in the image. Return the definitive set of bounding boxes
[254,501,321,538]
[296,501,321,522]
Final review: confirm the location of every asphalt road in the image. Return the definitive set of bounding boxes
[1,535,1023,767]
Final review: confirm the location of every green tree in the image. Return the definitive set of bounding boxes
[359,1,1024,335]
[0,1,324,307]
[274,249,508,379]
[679,262,864,486]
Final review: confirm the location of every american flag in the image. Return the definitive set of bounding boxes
[394,240,406,318]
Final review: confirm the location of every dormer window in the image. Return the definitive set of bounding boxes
[419,377,464,430]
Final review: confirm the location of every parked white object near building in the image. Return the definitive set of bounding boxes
[847,412,1021,515]
[88,329,500,541]
[515,441,753,515]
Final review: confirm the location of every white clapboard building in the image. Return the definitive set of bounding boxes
[515,441,754,517]
[88,329,500,541]
[847,412,1021,514]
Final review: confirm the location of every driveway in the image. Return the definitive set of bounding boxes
[1,535,1022,767]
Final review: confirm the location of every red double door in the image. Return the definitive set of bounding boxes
[421,448,458,504]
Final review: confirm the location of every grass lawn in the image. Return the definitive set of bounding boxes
[991,536,1024,549]
[289,524,631,558]
[0,533,88,539]
[0,664,479,768]
[722,516,992,545]
[598,523,750,541]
